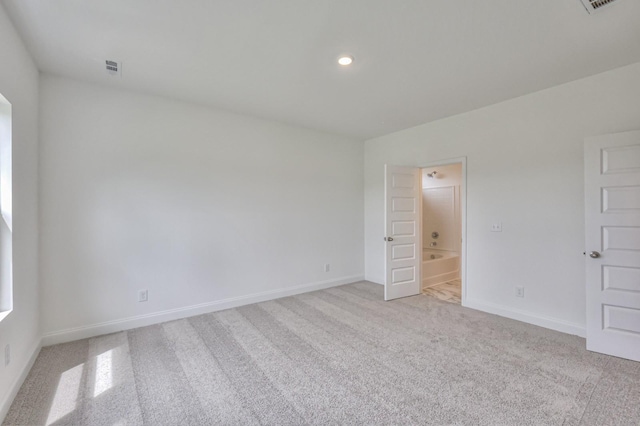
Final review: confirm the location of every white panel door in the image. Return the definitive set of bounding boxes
[385,165,421,301]
[585,130,640,362]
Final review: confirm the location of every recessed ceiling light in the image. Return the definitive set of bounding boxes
[338,55,353,66]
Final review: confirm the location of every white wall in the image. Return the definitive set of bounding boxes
[365,62,640,336]
[0,3,40,421]
[39,75,364,342]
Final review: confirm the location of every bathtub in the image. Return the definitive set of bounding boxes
[422,249,460,288]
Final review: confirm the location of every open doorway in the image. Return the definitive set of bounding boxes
[420,162,463,304]
[383,158,466,303]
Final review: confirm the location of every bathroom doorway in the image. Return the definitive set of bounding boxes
[420,161,465,304]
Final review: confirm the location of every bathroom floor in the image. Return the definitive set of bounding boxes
[422,279,461,304]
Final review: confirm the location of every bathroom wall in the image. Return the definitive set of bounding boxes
[421,164,462,255]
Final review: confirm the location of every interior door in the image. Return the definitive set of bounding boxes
[585,130,640,362]
[384,165,421,301]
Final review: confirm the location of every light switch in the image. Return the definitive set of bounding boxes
[491,222,502,232]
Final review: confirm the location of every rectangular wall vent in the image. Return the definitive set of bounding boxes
[580,0,620,13]
[105,60,122,77]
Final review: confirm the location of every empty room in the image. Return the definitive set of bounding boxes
[1,0,639,425]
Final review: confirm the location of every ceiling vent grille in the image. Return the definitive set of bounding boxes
[580,0,620,13]
[105,60,122,77]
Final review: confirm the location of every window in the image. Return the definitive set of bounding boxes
[0,93,12,322]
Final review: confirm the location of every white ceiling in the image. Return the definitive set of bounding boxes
[3,0,640,139]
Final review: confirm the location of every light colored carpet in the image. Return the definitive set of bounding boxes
[4,281,639,425]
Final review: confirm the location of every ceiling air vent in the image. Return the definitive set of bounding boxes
[105,60,122,77]
[580,0,620,13]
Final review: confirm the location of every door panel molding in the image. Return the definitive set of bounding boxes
[384,165,421,301]
[585,130,640,362]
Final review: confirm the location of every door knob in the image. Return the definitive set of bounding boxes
[589,251,601,259]
[384,237,394,241]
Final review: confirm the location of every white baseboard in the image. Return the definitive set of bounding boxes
[365,276,384,285]
[42,275,364,346]
[464,299,586,337]
[0,338,42,424]
[331,277,584,337]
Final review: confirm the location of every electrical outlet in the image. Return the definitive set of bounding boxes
[324,263,330,272]
[138,289,148,302]
[4,344,9,367]
[515,286,524,298]
[491,222,502,232]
